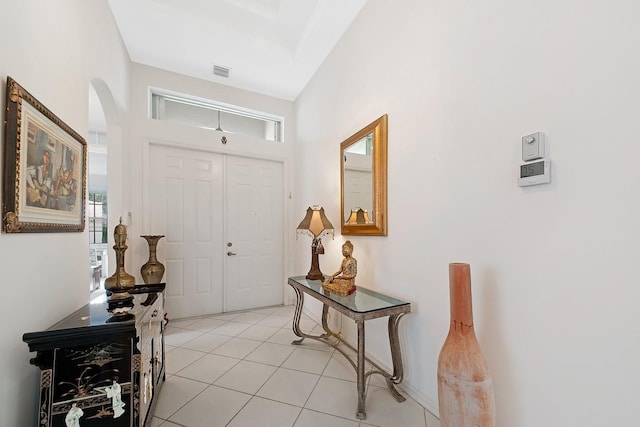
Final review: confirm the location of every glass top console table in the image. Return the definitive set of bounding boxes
[287,276,411,420]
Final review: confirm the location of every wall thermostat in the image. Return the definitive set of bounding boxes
[522,132,545,161]
[518,159,551,187]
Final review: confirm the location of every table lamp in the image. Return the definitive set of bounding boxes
[296,206,334,280]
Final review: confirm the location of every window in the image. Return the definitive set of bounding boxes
[87,130,107,146]
[88,192,107,244]
[150,89,284,142]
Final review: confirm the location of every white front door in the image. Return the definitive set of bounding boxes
[149,144,224,318]
[148,144,284,317]
[225,156,284,312]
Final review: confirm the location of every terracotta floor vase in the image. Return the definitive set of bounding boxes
[437,263,496,427]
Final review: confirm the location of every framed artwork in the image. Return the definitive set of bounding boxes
[3,76,86,233]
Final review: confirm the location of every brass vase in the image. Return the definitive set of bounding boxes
[437,263,496,427]
[105,219,136,300]
[140,235,165,284]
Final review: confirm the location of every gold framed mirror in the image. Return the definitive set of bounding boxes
[340,114,388,236]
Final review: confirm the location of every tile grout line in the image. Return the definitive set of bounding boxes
[287,322,337,425]
[220,316,319,426]
[157,305,429,426]
[219,310,310,427]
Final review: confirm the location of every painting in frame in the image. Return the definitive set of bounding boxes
[3,76,86,233]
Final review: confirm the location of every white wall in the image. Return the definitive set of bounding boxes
[0,1,130,425]
[295,0,640,425]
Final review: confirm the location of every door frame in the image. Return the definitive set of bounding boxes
[142,138,292,313]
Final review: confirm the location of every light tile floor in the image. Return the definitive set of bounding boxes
[151,305,441,427]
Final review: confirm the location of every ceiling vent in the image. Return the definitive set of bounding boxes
[213,65,230,78]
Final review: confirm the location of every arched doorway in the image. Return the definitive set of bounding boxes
[88,84,108,297]
[88,79,123,300]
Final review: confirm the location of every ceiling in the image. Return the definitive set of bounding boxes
[107,0,367,101]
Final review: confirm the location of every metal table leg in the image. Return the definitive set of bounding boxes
[385,312,408,402]
[320,303,331,334]
[291,288,330,345]
[291,286,306,344]
[356,319,366,420]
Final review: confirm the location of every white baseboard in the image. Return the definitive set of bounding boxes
[400,378,440,419]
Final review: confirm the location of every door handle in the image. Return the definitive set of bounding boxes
[227,251,237,256]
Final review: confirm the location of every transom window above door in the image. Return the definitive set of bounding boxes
[150,88,284,142]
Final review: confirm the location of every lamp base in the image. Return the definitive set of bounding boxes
[306,271,324,281]
[306,247,323,281]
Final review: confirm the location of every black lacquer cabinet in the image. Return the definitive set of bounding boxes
[23,284,166,427]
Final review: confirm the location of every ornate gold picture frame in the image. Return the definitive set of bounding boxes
[3,77,87,233]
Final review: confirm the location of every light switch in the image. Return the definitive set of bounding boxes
[522,132,545,162]
[122,211,132,225]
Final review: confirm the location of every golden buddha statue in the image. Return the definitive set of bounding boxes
[322,240,357,295]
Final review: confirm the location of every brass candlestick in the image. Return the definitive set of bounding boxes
[105,218,136,301]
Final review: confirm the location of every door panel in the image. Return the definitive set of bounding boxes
[149,145,224,318]
[226,157,284,312]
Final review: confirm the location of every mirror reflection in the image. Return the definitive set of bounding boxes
[343,133,373,223]
[340,114,387,236]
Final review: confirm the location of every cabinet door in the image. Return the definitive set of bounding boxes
[50,338,133,426]
[139,338,153,424]
[152,324,164,384]
[137,293,165,425]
